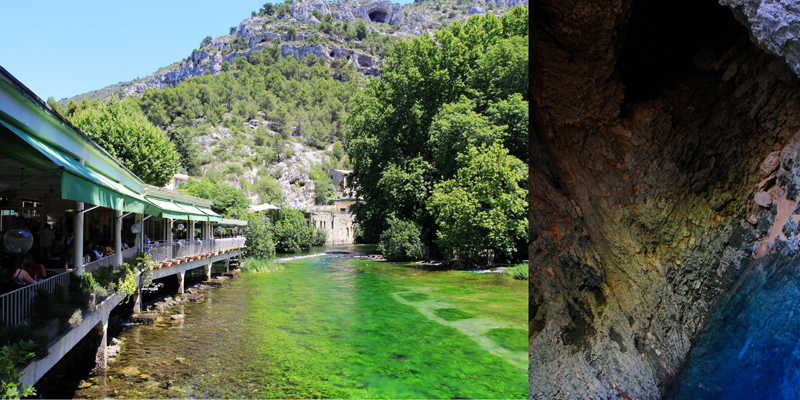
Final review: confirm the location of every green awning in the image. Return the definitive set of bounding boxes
[0,119,128,210]
[175,203,209,222]
[198,206,223,223]
[146,197,188,220]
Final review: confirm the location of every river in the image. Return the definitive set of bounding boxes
[68,246,528,399]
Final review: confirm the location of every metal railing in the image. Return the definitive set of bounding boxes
[83,246,140,273]
[150,237,245,265]
[0,270,72,327]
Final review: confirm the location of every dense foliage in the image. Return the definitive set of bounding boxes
[272,207,314,253]
[69,100,181,186]
[179,178,250,216]
[345,8,529,267]
[376,217,425,261]
[428,143,526,268]
[240,212,277,259]
[134,47,362,152]
[0,341,37,399]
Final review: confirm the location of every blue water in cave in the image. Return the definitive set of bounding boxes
[668,254,800,399]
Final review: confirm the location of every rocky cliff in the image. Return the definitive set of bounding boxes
[68,0,527,102]
[531,0,800,398]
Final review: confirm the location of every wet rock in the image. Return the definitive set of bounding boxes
[122,366,141,377]
[131,313,160,325]
[170,314,185,321]
[755,191,773,207]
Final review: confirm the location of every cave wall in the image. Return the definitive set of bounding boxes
[530,0,800,398]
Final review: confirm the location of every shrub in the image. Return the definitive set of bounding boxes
[311,228,327,246]
[241,258,283,273]
[503,263,528,280]
[241,211,276,259]
[377,217,424,261]
[273,207,314,253]
[0,341,37,398]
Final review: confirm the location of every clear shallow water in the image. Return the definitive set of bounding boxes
[72,250,527,398]
[668,256,800,399]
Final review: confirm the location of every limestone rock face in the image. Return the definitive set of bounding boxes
[532,0,800,398]
[720,0,800,79]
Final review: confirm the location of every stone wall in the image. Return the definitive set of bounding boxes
[310,212,355,245]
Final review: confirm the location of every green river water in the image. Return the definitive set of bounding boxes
[73,248,528,399]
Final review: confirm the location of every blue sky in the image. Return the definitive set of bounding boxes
[0,0,411,101]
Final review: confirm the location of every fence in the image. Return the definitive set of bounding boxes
[150,237,245,264]
[83,246,140,273]
[0,270,72,327]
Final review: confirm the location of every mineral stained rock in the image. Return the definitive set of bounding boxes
[531,0,800,398]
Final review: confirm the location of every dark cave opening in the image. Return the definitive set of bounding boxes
[617,0,747,102]
[368,10,388,23]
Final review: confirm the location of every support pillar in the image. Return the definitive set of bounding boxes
[133,275,143,313]
[114,209,123,266]
[73,201,84,275]
[166,218,173,260]
[177,271,185,294]
[134,213,143,250]
[95,321,108,370]
[205,263,212,281]
[225,257,230,272]
[189,221,195,241]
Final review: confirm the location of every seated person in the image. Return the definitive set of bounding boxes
[22,253,46,280]
[102,243,115,257]
[85,241,102,262]
[1,267,35,286]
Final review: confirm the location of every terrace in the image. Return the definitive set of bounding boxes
[0,65,248,386]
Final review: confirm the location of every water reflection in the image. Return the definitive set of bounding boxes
[669,255,800,399]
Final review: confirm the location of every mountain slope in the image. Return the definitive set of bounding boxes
[58,0,528,209]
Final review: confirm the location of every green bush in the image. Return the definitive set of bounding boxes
[240,211,276,259]
[377,217,424,261]
[311,228,327,246]
[0,341,37,398]
[503,263,528,280]
[273,207,314,253]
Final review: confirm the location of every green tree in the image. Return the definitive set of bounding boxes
[309,167,334,204]
[345,8,529,242]
[486,93,528,162]
[221,61,230,72]
[286,26,297,40]
[255,176,284,205]
[355,20,368,40]
[332,141,345,160]
[179,178,250,216]
[46,97,67,117]
[427,97,505,179]
[377,217,425,261]
[273,207,313,253]
[428,143,526,268]
[169,128,201,176]
[70,100,181,186]
[240,211,276,258]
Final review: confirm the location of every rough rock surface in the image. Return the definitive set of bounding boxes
[532,0,800,398]
[720,0,800,79]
